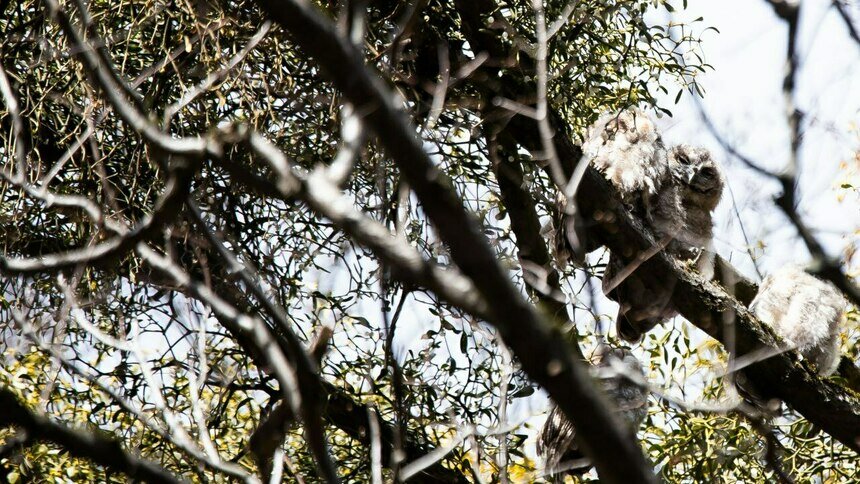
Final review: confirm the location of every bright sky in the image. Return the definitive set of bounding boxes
[656,0,860,279]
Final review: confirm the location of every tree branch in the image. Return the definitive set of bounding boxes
[451,0,860,451]
[0,387,183,484]
[250,1,658,482]
[136,245,342,483]
[149,196,472,481]
[833,0,860,48]
[529,126,860,452]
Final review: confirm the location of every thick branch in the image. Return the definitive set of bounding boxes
[521,122,860,453]
[488,133,584,359]
[0,387,182,484]
[142,218,471,482]
[250,0,658,481]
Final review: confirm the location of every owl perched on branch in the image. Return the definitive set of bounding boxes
[659,145,725,272]
[583,108,669,210]
[537,346,648,480]
[554,108,669,267]
[750,265,848,376]
[606,144,725,342]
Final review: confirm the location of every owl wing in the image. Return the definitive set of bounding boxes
[537,405,583,477]
[604,252,678,342]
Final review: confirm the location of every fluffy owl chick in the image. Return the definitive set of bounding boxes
[608,145,725,342]
[555,109,668,267]
[583,108,668,211]
[750,265,848,375]
[661,145,725,267]
[537,347,648,479]
[603,253,679,342]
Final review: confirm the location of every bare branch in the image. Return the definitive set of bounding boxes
[0,156,199,274]
[249,1,658,481]
[0,61,28,176]
[236,131,491,319]
[43,0,209,158]
[185,199,334,483]
[163,21,273,127]
[0,387,183,484]
[833,0,860,48]
[13,314,258,482]
[764,0,860,306]
[136,245,342,483]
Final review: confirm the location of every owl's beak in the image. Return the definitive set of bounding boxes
[690,164,719,194]
[684,166,698,185]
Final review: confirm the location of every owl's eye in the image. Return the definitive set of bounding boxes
[676,153,691,164]
[699,167,718,180]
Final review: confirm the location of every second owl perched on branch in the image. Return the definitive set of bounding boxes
[607,142,724,341]
[656,144,725,275]
[537,346,648,479]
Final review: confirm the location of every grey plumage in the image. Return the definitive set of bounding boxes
[551,109,726,341]
[661,144,725,274]
[603,252,679,342]
[606,144,725,342]
[537,347,648,479]
[750,265,848,376]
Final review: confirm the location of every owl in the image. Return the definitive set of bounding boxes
[660,145,725,274]
[583,108,669,211]
[554,108,668,267]
[537,346,648,479]
[750,265,848,376]
[603,253,679,342]
[607,144,725,342]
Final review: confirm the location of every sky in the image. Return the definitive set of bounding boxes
[655,0,860,280]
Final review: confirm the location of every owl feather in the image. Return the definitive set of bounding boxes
[554,108,667,267]
[537,347,648,479]
[750,265,848,376]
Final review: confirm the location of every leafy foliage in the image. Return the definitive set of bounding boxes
[0,0,856,482]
